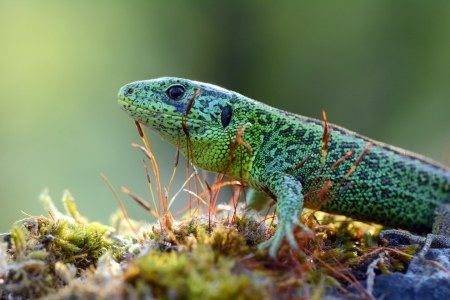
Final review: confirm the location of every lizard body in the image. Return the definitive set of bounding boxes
[117,77,450,257]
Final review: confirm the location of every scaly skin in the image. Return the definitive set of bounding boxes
[118,77,450,257]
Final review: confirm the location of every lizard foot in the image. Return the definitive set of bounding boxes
[258,216,311,258]
[379,230,450,258]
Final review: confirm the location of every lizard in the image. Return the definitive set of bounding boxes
[117,77,450,258]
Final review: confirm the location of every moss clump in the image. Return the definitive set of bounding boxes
[0,191,117,299]
[125,245,266,300]
[139,204,268,255]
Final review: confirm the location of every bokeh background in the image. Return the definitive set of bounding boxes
[1,1,450,233]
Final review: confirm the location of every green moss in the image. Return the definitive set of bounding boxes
[125,245,267,300]
[1,187,416,300]
[0,191,119,299]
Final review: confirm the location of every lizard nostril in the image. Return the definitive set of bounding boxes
[127,88,134,95]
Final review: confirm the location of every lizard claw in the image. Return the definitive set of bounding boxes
[258,217,311,258]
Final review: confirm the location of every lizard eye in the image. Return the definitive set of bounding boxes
[167,86,185,100]
[221,106,232,128]
[127,88,134,94]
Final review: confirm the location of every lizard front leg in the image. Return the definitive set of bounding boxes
[257,170,310,257]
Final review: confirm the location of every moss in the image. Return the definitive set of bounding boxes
[0,191,118,299]
[125,245,266,300]
[0,189,420,300]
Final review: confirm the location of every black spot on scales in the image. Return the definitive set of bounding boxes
[418,170,430,186]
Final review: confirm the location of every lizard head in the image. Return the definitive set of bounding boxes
[117,77,261,176]
[118,77,234,137]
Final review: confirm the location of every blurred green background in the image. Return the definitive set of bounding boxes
[1,1,450,233]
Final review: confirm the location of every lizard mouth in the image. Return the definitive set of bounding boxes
[117,98,207,127]
[118,99,179,118]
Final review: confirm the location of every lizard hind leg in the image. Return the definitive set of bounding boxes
[432,203,450,237]
[417,203,450,257]
[379,204,450,258]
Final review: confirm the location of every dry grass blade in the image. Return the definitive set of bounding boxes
[101,174,142,245]
[182,88,201,137]
[291,150,316,173]
[304,248,374,300]
[133,121,164,207]
[120,187,158,218]
[343,142,374,179]
[321,110,332,164]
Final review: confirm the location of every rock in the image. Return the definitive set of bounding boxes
[352,248,450,300]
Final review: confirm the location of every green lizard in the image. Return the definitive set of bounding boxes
[117,77,450,258]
